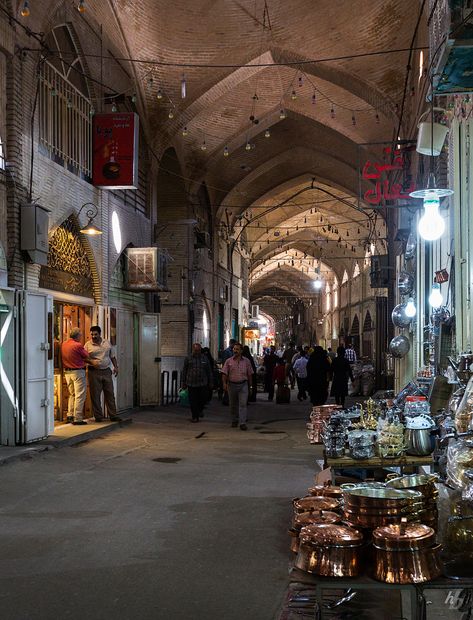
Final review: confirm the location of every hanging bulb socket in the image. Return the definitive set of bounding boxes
[279,109,286,120]
[157,89,163,100]
[375,113,380,124]
[352,114,356,126]
[311,92,316,104]
[291,90,297,100]
[245,142,251,151]
[21,0,30,17]
[200,141,207,151]
[223,146,229,157]
[330,106,335,119]
[182,126,188,137]
[264,129,270,138]
[111,102,117,112]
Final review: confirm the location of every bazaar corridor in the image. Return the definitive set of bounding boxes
[0,396,463,620]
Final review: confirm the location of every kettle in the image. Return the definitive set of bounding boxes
[405,428,434,456]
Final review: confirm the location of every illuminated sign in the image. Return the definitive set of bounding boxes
[244,329,260,340]
[93,113,139,189]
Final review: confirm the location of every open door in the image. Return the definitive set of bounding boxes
[0,289,17,446]
[139,313,160,406]
[18,291,54,443]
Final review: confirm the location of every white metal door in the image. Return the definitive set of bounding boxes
[116,309,134,410]
[18,291,54,443]
[0,288,17,446]
[139,313,160,406]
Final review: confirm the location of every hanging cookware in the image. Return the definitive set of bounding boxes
[392,303,413,328]
[295,523,364,577]
[289,510,340,553]
[293,496,340,515]
[389,335,410,359]
[398,271,414,295]
[372,520,441,583]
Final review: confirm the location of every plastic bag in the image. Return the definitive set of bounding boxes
[178,388,189,407]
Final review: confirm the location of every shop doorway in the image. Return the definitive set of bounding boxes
[53,302,93,423]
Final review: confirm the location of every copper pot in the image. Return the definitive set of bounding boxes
[343,487,422,509]
[289,510,339,553]
[343,511,422,529]
[308,482,343,499]
[386,474,438,498]
[295,524,364,577]
[372,520,441,583]
[343,501,424,516]
[293,496,340,515]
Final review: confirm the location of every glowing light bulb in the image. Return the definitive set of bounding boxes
[405,298,416,318]
[168,110,174,119]
[245,142,251,151]
[111,102,117,112]
[313,279,323,290]
[279,109,286,119]
[157,89,163,100]
[429,283,443,308]
[418,196,445,241]
[21,0,30,17]
[131,94,137,103]
[264,129,270,138]
[77,0,86,13]
[291,90,297,100]
[181,75,187,99]
[223,146,229,157]
[200,141,207,151]
[182,126,188,137]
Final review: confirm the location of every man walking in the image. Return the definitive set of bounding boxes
[222,342,254,430]
[61,327,95,425]
[293,351,309,401]
[263,345,279,401]
[84,326,120,422]
[221,338,236,363]
[283,341,297,389]
[182,343,213,423]
[345,343,357,364]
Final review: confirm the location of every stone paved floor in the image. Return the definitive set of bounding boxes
[0,391,469,620]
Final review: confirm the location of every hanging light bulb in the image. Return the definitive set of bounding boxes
[291,90,297,101]
[417,196,445,241]
[245,142,251,151]
[223,146,229,157]
[279,109,286,119]
[200,140,207,151]
[410,173,453,241]
[131,93,137,103]
[375,113,380,124]
[330,106,336,119]
[181,75,187,99]
[405,298,417,318]
[429,283,443,308]
[182,126,188,137]
[157,89,163,100]
[111,102,117,112]
[311,92,316,104]
[264,129,270,138]
[89,107,95,116]
[20,0,30,17]
[352,114,356,126]
[168,110,174,119]
[77,0,86,13]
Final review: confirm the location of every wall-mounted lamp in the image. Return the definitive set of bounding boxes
[78,203,102,235]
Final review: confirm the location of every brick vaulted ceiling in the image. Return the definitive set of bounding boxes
[30,0,427,318]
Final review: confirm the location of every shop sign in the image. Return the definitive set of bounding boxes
[358,141,417,208]
[92,113,139,189]
[244,328,260,339]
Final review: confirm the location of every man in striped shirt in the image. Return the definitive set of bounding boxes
[345,343,357,364]
[222,342,254,430]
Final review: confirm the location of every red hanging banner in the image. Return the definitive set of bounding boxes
[92,113,139,189]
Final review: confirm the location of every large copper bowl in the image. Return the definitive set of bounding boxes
[293,496,341,515]
[342,487,422,509]
[289,510,340,553]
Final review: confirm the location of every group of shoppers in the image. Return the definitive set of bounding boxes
[60,326,119,425]
[263,342,356,408]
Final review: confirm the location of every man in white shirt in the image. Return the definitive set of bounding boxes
[84,326,120,422]
[293,353,309,401]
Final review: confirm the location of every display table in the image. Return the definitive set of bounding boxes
[288,567,473,620]
[323,452,433,483]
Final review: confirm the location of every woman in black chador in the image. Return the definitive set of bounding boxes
[306,346,331,406]
[330,346,354,408]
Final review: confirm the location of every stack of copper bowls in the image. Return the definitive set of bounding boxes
[295,523,364,577]
[308,481,343,500]
[307,405,342,443]
[385,474,439,530]
[372,518,442,583]
[289,510,340,553]
[342,486,423,529]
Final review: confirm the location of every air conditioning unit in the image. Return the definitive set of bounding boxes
[251,304,259,319]
[125,247,168,291]
[194,231,211,249]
